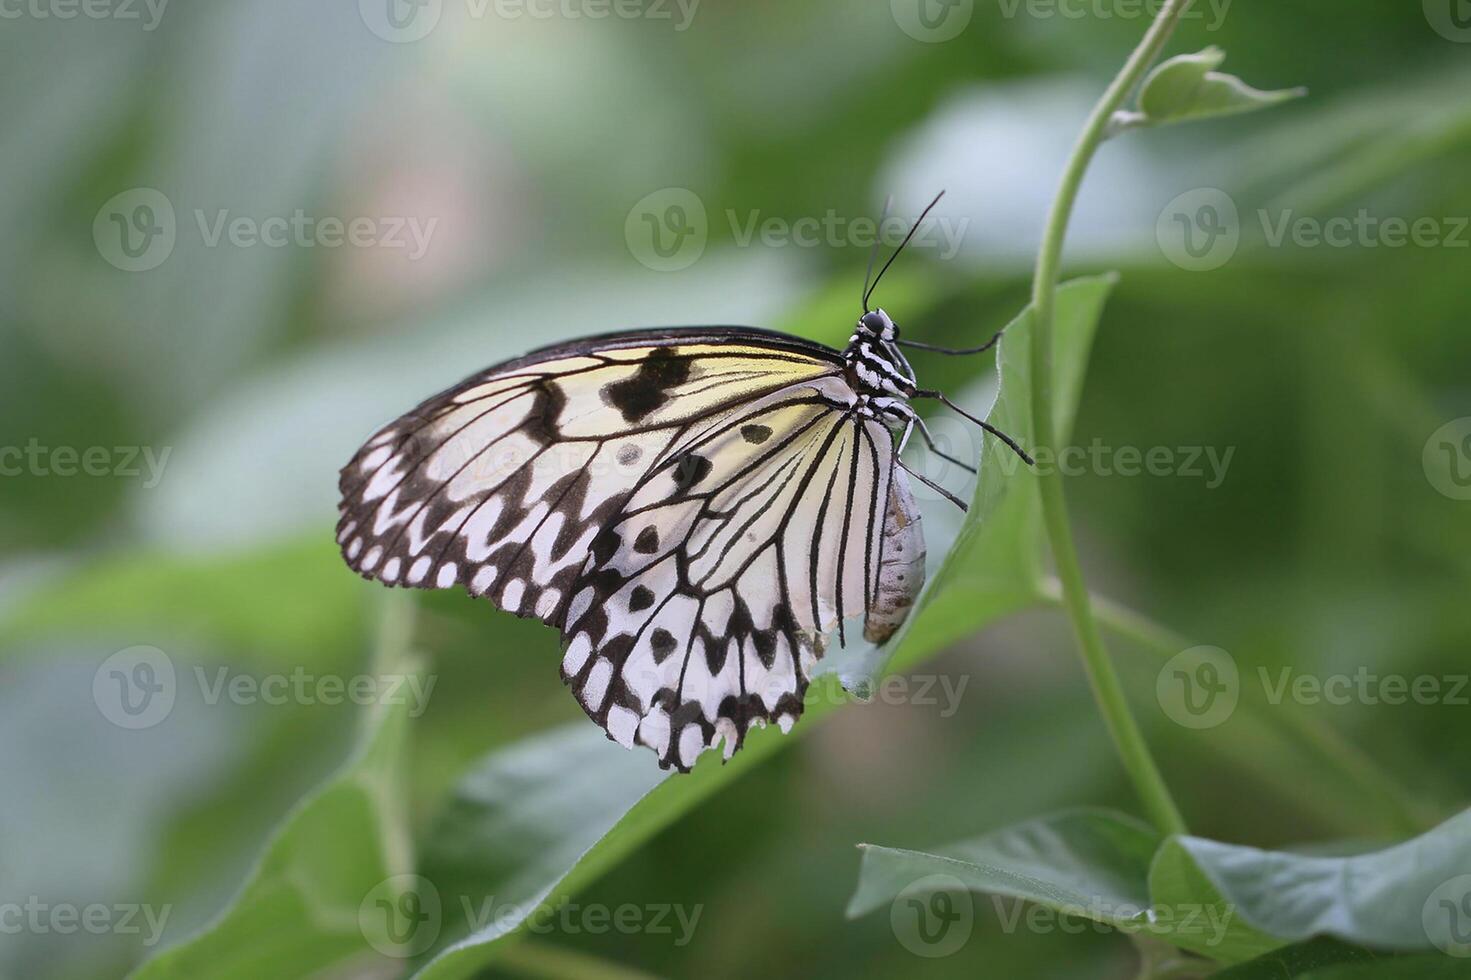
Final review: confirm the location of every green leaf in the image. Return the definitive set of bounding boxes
[891,273,1116,667]
[1150,808,1471,964]
[1148,838,1295,963]
[1290,958,1471,979]
[0,535,367,670]
[1211,938,1384,979]
[1126,47,1305,131]
[403,276,1120,976]
[130,597,420,980]
[846,808,1161,929]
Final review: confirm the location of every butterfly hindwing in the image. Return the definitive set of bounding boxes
[559,376,907,770]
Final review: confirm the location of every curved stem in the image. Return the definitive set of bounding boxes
[1040,578,1436,836]
[1028,0,1191,836]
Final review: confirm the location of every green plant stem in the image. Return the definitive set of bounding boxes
[1028,0,1191,836]
[1041,579,1437,836]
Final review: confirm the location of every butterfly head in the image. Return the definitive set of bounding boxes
[844,308,916,400]
[857,308,899,342]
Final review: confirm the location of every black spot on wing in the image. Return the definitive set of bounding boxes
[703,636,729,674]
[650,627,678,663]
[629,585,656,611]
[633,526,660,554]
[591,528,621,566]
[600,347,692,423]
[671,452,713,494]
[740,423,773,444]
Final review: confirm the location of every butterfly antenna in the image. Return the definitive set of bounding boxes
[897,328,1004,356]
[861,194,893,313]
[862,189,944,312]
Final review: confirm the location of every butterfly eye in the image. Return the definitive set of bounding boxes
[860,309,893,336]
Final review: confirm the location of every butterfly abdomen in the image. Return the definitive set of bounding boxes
[864,468,925,645]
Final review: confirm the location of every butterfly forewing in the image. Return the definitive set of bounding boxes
[337,330,842,624]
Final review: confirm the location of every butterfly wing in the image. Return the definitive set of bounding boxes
[559,376,918,770]
[337,328,845,627]
[338,325,927,771]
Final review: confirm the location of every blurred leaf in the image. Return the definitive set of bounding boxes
[131,598,419,980]
[1286,958,1471,979]
[1124,47,1305,133]
[1148,836,1301,963]
[845,807,1160,928]
[1212,938,1381,979]
[411,725,663,978]
[0,536,365,668]
[1149,808,1471,963]
[402,276,1116,976]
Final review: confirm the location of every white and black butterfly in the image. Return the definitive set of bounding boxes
[336,196,1032,771]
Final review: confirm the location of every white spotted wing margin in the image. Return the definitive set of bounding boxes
[336,326,927,772]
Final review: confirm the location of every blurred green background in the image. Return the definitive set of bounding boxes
[3,1,1470,977]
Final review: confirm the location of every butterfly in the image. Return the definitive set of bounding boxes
[336,193,1032,771]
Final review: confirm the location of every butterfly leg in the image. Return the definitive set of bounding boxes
[911,413,978,475]
[912,389,1035,467]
